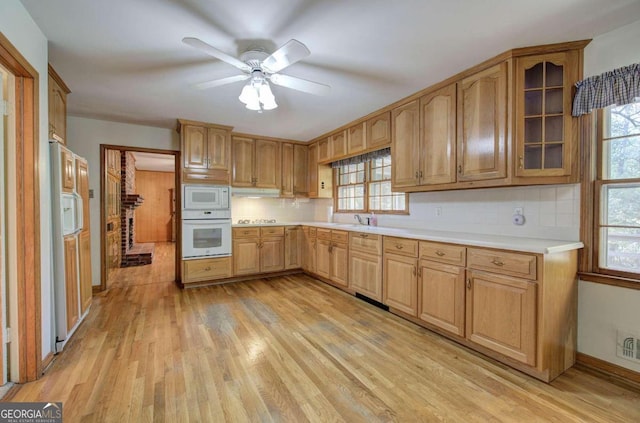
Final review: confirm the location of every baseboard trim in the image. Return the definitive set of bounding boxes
[576,352,640,387]
[41,352,55,374]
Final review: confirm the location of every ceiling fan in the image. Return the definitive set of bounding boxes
[183,37,331,111]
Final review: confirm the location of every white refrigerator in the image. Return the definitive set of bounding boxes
[50,141,86,352]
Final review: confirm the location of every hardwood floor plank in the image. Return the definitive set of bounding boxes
[3,243,640,422]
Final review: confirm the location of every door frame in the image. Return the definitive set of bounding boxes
[99,144,180,291]
[0,33,42,382]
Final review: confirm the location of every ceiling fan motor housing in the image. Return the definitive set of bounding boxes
[240,50,270,70]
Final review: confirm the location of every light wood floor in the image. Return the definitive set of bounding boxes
[108,242,176,288]
[4,249,640,422]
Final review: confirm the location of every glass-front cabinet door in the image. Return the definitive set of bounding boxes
[515,51,580,178]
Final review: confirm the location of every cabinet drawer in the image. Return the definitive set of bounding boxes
[419,241,465,266]
[261,226,284,237]
[233,227,260,238]
[317,228,331,240]
[331,230,349,244]
[350,232,382,255]
[309,227,317,238]
[183,257,232,283]
[467,248,537,280]
[384,236,418,257]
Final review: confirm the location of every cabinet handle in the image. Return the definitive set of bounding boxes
[418,267,422,278]
[413,266,416,276]
[329,243,333,253]
[519,156,524,169]
[243,231,250,235]
[467,278,471,289]
[415,171,419,179]
[395,244,404,250]
[360,233,368,238]
[435,250,445,256]
[419,170,423,178]
[491,258,505,267]
[458,164,462,174]
[204,267,211,271]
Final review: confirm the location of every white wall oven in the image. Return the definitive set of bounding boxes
[182,185,232,259]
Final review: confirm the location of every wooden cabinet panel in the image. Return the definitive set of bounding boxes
[183,257,232,283]
[383,236,419,257]
[48,69,69,144]
[347,123,366,155]
[418,260,465,336]
[303,230,317,273]
[78,230,92,314]
[367,112,391,149]
[318,137,331,163]
[308,143,319,198]
[383,252,418,316]
[255,139,280,188]
[285,227,302,269]
[61,147,75,193]
[180,120,231,184]
[231,136,255,187]
[64,236,79,331]
[316,239,331,279]
[260,226,285,237]
[76,157,90,230]
[281,143,294,197]
[392,100,420,188]
[260,237,285,273]
[330,130,348,159]
[419,241,465,266]
[293,144,309,196]
[207,127,230,171]
[349,250,382,301]
[420,83,457,185]
[466,270,537,366]
[457,62,508,182]
[233,238,260,275]
[233,227,260,238]
[316,228,331,241]
[330,242,349,287]
[183,125,208,169]
[467,248,537,280]
[349,232,382,255]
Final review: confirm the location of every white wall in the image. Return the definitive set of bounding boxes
[66,116,179,286]
[331,184,580,241]
[0,1,53,363]
[577,18,640,372]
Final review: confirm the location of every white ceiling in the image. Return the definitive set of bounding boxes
[132,152,175,172]
[21,0,640,141]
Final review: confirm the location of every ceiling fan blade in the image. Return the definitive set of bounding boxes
[261,39,310,73]
[270,73,331,96]
[183,37,251,73]
[195,74,250,90]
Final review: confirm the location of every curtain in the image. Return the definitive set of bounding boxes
[330,147,391,168]
[572,62,640,116]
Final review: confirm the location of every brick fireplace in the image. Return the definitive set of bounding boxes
[120,152,153,267]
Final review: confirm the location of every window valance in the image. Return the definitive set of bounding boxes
[330,147,391,168]
[572,62,640,116]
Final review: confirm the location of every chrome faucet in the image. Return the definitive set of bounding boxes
[354,214,369,225]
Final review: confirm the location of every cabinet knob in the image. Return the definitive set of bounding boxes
[435,250,445,256]
[395,244,404,250]
[204,267,211,271]
[467,278,471,289]
[415,171,419,179]
[412,266,416,276]
[491,258,505,267]
[360,233,368,238]
[518,156,524,169]
[458,164,462,174]
[419,170,423,178]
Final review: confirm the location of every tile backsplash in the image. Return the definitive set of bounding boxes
[232,184,580,242]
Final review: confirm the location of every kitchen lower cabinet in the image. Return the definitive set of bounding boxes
[330,240,348,287]
[313,229,349,288]
[315,238,331,279]
[302,226,317,273]
[183,257,233,284]
[418,260,465,336]
[64,236,79,332]
[232,227,286,275]
[233,237,261,275]
[260,237,285,273]
[284,226,302,269]
[383,252,418,316]
[349,232,383,301]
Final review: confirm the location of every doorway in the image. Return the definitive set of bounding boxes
[100,145,180,290]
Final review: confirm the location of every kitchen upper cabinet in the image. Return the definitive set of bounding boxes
[308,142,333,199]
[180,120,232,184]
[347,122,367,155]
[367,112,391,150]
[317,137,331,163]
[48,65,70,144]
[330,130,348,159]
[281,143,309,197]
[391,100,421,189]
[232,136,280,189]
[514,51,581,181]
[457,62,508,182]
[420,83,457,185]
[64,236,79,332]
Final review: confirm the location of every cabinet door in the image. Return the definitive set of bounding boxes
[466,270,537,366]
[308,143,319,198]
[293,144,308,196]
[418,260,465,336]
[420,83,457,185]
[281,143,294,197]
[207,127,230,171]
[284,227,302,269]
[48,74,67,144]
[347,123,367,155]
[383,253,418,316]
[260,237,285,273]
[78,230,92,314]
[233,238,260,275]
[183,257,232,283]
[317,137,331,163]
[76,158,90,230]
[349,250,382,301]
[64,236,79,331]
[391,100,420,189]
[231,136,255,187]
[316,239,331,279]
[183,125,209,170]
[61,147,75,193]
[330,242,349,287]
[457,62,508,181]
[254,139,281,189]
[515,52,578,177]
[367,112,391,150]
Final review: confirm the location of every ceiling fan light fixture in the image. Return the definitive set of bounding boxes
[238,74,278,111]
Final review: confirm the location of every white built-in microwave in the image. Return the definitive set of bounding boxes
[182,184,229,210]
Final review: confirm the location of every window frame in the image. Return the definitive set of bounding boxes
[333,156,409,215]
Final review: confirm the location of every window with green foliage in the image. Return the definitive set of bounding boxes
[596,100,640,277]
[335,155,408,213]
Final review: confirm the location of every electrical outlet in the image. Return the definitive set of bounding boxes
[435,206,442,217]
[514,207,523,215]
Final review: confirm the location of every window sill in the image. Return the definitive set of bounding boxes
[579,272,640,290]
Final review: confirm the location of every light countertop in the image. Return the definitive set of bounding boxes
[232,222,584,255]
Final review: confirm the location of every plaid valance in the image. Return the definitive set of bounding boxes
[572,62,640,116]
[330,147,391,168]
